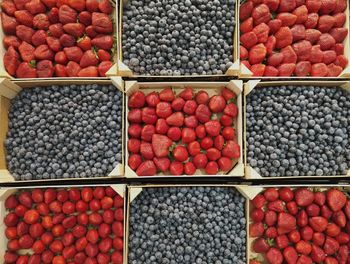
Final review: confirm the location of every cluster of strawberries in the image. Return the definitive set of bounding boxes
[1,0,114,78]
[127,87,241,176]
[250,187,350,264]
[240,0,349,77]
[3,187,124,264]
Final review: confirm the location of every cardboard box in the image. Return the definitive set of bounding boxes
[244,80,350,179]
[237,1,350,78]
[125,184,259,264]
[124,80,244,177]
[0,1,118,79]
[0,77,125,183]
[117,0,240,78]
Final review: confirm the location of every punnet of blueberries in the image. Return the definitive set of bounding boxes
[246,85,350,177]
[5,84,123,181]
[122,0,236,76]
[128,187,247,264]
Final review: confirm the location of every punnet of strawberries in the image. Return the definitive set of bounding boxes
[250,187,350,264]
[3,187,124,264]
[240,0,349,77]
[1,0,115,78]
[127,87,241,176]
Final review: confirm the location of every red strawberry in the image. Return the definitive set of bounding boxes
[241,32,258,50]
[239,1,254,21]
[165,112,184,127]
[98,0,113,14]
[323,50,337,64]
[41,0,56,8]
[286,201,298,215]
[49,24,64,38]
[289,230,301,243]
[78,11,92,26]
[140,142,154,160]
[337,245,348,263]
[25,0,45,15]
[306,0,322,12]
[183,100,197,115]
[310,45,324,63]
[1,0,17,16]
[14,10,34,27]
[252,4,271,26]
[275,27,293,49]
[253,238,270,253]
[18,41,35,62]
[136,161,157,176]
[264,66,278,76]
[265,36,276,55]
[326,223,341,237]
[296,240,312,255]
[314,192,326,206]
[37,60,54,77]
[205,161,219,175]
[305,13,319,29]
[264,188,279,201]
[86,0,99,12]
[240,18,253,34]
[330,28,348,43]
[141,125,155,142]
[196,91,210,104]
[293,40,312,61]
[297,255,313,264]
[203,120,220,137]
[266,248,283,264]
[276,235,289,249]
[47,7,59,23]
[31,30,47,47]
[265,227,278,238]
[182,128,196,144]
[283,246,298,264]
[253,23,269,43]
[336,232,349,244]
[46,37,61,52]
[281,45,297,63]
[63,23,85,38]
[167,127,181,141]
[291,24,306,42]
[293,5,308,24]
[327,189,346,212]
[278,63,295,76]
[128,154,142,171]
[64,47,83,62]
[268,19,282,34]
[295,61,311,76]
[222,140,240,159]
[193,154,208,169]
[334,43,345,55]
[152,134,172,158]
[334,13,346,28]
[169,161,184,175]
[33,13,50,30]
[310,216,328,232]
[142,107,157,124]
[278,212,296,234]
[159,88,175,102]
[306,203,320,217]
[318,33,336,50]
[318,15,335,33]
[295,188,314,207]
[319,0,336,15]
[300,226,314,241]
[3,36,21,49]
[305,29,322,44]
[324,236,340,255]
[311,244,326,263]
[92,12,112,33]
[55,64,68,76]
[276,13,297,27]
[129,91,146,108]
[55,51,68,64]
[153,157,170,172]
[2,12,17,34]
[334,0,347,13]
[67,0,85,11]
[278,188,293,202]
[268,200,284,212]
[179,87,193,100]
[195,104,211,123]
[297,210,308,227]
[16,25,35,43]
[59,5,77,24]
[128,139,140,154]
[249,44,267,65]
[263,0,279,11]
[321,205,333,220]
[251,208,264,222]
[80,50,99,68]
[249,222,264,237]
[334,55,348,68]
[91,35,113,50]
[16,62,37,78]
[60,35,75,47]
[252,194,267,209]
[268,53,284,67]
[201,137,213,150]
[311,63,329,77]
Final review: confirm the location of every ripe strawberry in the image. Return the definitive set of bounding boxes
[195,104,211,123]
[97,49,110,61]
[281,45,297,64]
[318,33,336,50]
[249,222,265,237]
[1,12,18,35]
[278,188,294,202]
[169,161,184,175]
[334,43,345,55]
[306,0,321,12]
[178,87,193,100]
[253,23,269,43]
[193,154,208,169]
[3,35,21,49]
[181,128,195,144]
[167,127,181,141]
[205,161,219,175]
[222,140,240,159]
[220,114,233,126]
[16,25,35,43]
[277,13,297,27]
[240,18,253,34]
[286,201,298,215]
[241,32,258,50]
[153,157,170,172]
[264,188,279,201]
[152,134,172,158]
[249,44,267,65]
[183,162,196,175]
[297,209,308,227]
[59,4,77,24]
[279,0,296,12]
[323,50,337,64]
[334,13,346,28]
[268,200,284,212]
[55,51,68,64]
[128,154,142,170]
[265,36,276,55]
[319,0,337,15]
[156,102,172,118]
[268,19,282,34]
[300,226,314,241]
[129,91,146,108]
[63,23,85,38]
[33,13,50,30]
[171,97,185,111]
[305,29,322,44]
[289,230,301,243]
[296,240,312,254]
[336,232,349,244]
[252,4,271,26]
[141,125,155,142]
[251,208,264,222]
[60,34,75,47]
[218,157,233,171]
[128,109,142,123]
[155,119,169,135]
[142,107,157,124]
[195,91,210,104]
[90,35,113,50]
[140,142,154,160]
[146,92,160,107]
[278,212,296,234]
[128,138,140,154]
[326,223,341,237]
[265,211,277,226]
[275,27,293,49]
[291,24,306,42]
[265,227,278,238]
[253,238,270,253]
[252,194,266,209]
[166,112,184,127]
[173,146,189,162]
[158,88,174,102]
[334,55,348,69]
[268,53,284,67]
[184,115,198,128]
[324,236,340,255]
[239,1,254,21]
[310,216,328,232]
[306,203,320,217]
[283,246,298,264]
[266,248,283,264]
[14,10,34,27]
[295,188,314,207]
[1,0,17,16]
[330,28,348,43]
[208,95,225,113]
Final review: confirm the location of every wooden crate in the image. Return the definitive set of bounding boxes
[124,80,244,178]
[237,1,350,78]
[0,1,118,79]
[116,0,240,78]
[125,184,260,264]
[0,77,125,183]
[244,80,350,179]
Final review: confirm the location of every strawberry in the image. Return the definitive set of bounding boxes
[265,227,278,238]
[278,63,295,76]
[239,1,254,21]
[334,0,347,13]
[86,25,98,38]
[47,37,62,52]
[334,55,348,68]
[253,23,269,43]
[306,203,320,217]
[171,97,185,111]
[195,104,211,123]
[37,60,54,77]
[264,66,279,76]
[275,27,293,49]
[169,161,184,175]
[289,229,301,243]
[343,201,350,220]
[265,36,276,55]
[305,13,319,29]
[128,154,142,170]
[295,61,311,76]
[59,5,77,24]
[141,125,155,142]
[222,140,240,159]
[183,100,197,115]
[326,223,341,237]
[128,123,142,138]
[278,188,293,202]
[221,88,235,101]
[305,29,322,44]
[330,28,348,43]
[278,212,296,234]
[220,114,233,126]
[153,157,170,172]
[310,45,324,63]
[63,23,85,38]
[286,201,298,215]
[266,248,283,264]
[276,13,297,27]
[99,0,113,14]
[252,4,271,26]
[297,255,313,264]
[241,32,258,50]
[25,0,46,15]
[306,0,322,12]
[55,64,68,76]
[55,51,68,64]
[321,205,333,220]
[78,11,92,26]
[281,45,297,63]
[47,7,59,23]
[332,211,346,228]
[318,15,335,33]
[33,13,50,30]
[17,25,35,44]
[167,127,181,141]
[80,50,99,68]
[136,161,157,176]
[18,41,35,62]
[324,236,340,255]
[319,0,337,15]
[128,139,140,154]
[293,40,312,61]
[268,53,284,66]
[336,232,349,244]
[240,18,253,34]
[41,0,56,8]
[311,244,326,263]
[311,63,329,77]
[165,112,184,127]
[276,235,289,249]
[206,148,221,161]
[293,5,308,24]
[264,188,279,201]
[67,0,85,11]
[268,19,282,34]
[155,119,169,135]
[263,0,279,11]
[250,222,265,237]
[140,142,154,160]
[159,88,175,102]
[334,13,346,28]
[14,10,34,27]
[16,62,37,78]
[142,107,157,124]
[184,115,198,128]
[327,189,346,212]
[129,91,146,108]
[251,208,265,222]
[49,24,64,38]
[318,33,336,50]
[295,188,314,207]
[296,240,312,255]
[249,44,267,65]
[92,12,112,34]
[179,87,193,100]
[300,226,314,241]
[152,134,172,158]
[64,46,83,62]
[193,153,208,169]
[3,36,21,49]
[291,24,306,42]
[187,142,200,157]
[252,194,266,209]
[310,216,328,232]
[196,91,210,104]
[203,120,220,137]
[283,246,298,264]
[86,0,99,12]
[297,210,308,227]
[252,64,266,76]
[182,128,196,144]
[323,50,337,64]
[253,238,270,253]
[268,200,284,212]
[313,192,326,206]
[1,0,17,16]
[173,146,189,162]
[205,161,219,175]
